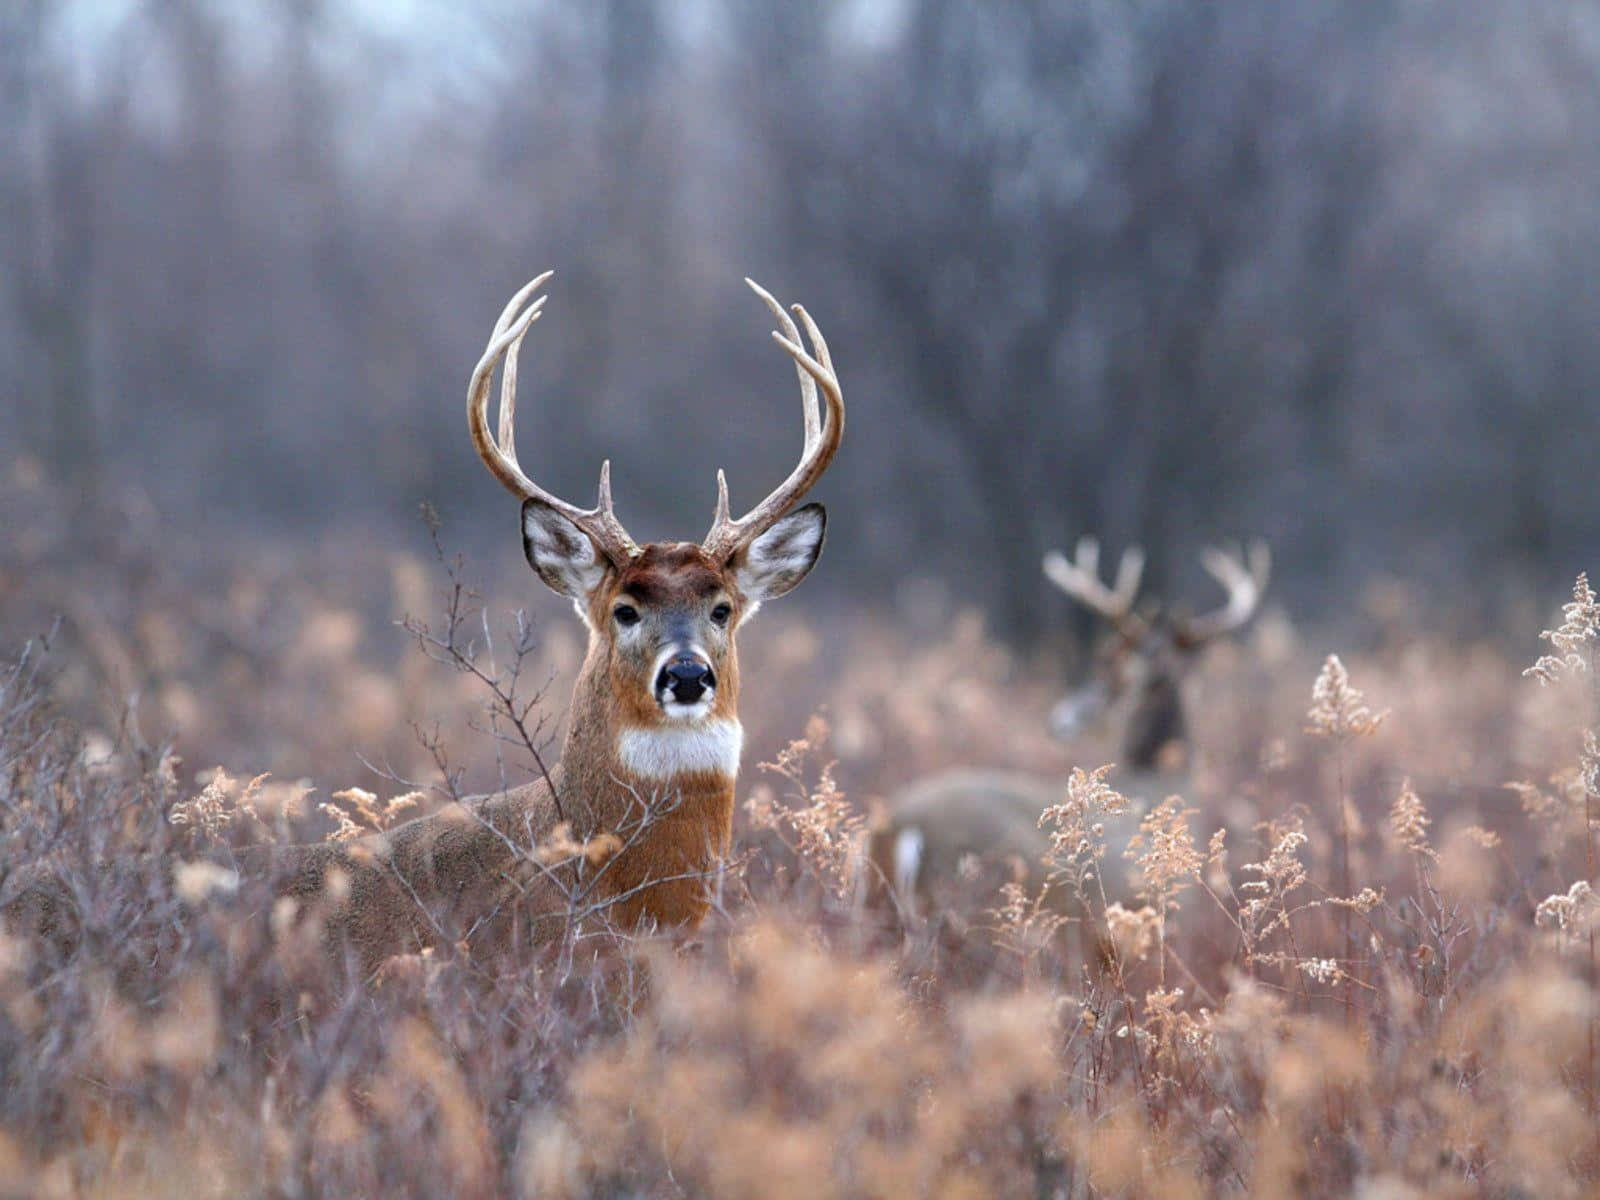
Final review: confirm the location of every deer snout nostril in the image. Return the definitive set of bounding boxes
[657,657,715,705]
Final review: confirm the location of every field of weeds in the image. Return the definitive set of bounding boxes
[2,462,1598,1199]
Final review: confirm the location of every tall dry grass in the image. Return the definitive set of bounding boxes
[2,463,1598,1196]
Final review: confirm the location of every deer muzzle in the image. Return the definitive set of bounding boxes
[656,653,715,709]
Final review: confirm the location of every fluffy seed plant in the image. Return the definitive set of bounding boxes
[1524,571,1600,1113]
[1024,766,1154,1104]
[1305,652,1387,1021]
[744,714,868,916]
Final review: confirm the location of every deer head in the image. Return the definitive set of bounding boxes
[468,273,843,788]
[1042,537,1270,769]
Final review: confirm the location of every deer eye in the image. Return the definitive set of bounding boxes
[710,602,732,627]
[613,603,640,627]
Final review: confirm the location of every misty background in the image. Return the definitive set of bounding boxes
[4,0,1598,648]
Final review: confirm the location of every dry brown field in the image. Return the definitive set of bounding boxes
[1,462,1597,1198]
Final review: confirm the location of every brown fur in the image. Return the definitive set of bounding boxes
[1098,628,1193,770]
[863,768,1146,974]
[272,544,771,978]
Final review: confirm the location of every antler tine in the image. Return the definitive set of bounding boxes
[496,291,547,465]
[1250,539,1272,588]
[1179,540,1271,643]
[467,273,638,564]
[701,280,844,560]
[1111,544,1146,610]
[493,272,550,341]
[1074,535,1099,581]
[1042,536,1148,637]
[748,279,821,446]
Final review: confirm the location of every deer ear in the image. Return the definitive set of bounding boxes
[522,500,609,602]
[734,503,826,608]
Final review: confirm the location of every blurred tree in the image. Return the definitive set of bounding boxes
[3,0,102,507]
[1,0,1597,642]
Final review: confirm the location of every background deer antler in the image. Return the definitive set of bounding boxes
[466,271,639,564]
[700,279,844,561]
[1174,541,1272,645]
[1042,536,1148,638]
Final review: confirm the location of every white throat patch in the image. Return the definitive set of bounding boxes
[617,719,744,782]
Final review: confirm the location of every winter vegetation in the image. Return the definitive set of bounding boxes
[4,3,1600,1197]
[2,464,1598,1196]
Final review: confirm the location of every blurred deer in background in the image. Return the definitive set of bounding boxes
[1043,536,1271,770]
[864,538,1269,947]
[279,272,844,975]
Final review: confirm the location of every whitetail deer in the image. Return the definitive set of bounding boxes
[1043,536,1271,770]
[278,273,844,974]
[865,540,1268,941]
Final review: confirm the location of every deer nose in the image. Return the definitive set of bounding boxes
[658,656,714,704]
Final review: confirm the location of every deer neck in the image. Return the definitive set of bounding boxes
[558,641,743,839]
[1123,672,1187,772]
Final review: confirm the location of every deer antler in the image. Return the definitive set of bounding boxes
[701,279,845,561]
[467,272,639,564]
[1042,536,1148,638]
[1174,541,1271,645]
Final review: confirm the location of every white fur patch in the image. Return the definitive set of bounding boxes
[618,719,744,782]
[660,696,715,722]
[893,827,925,906]
[747,533,811,580]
